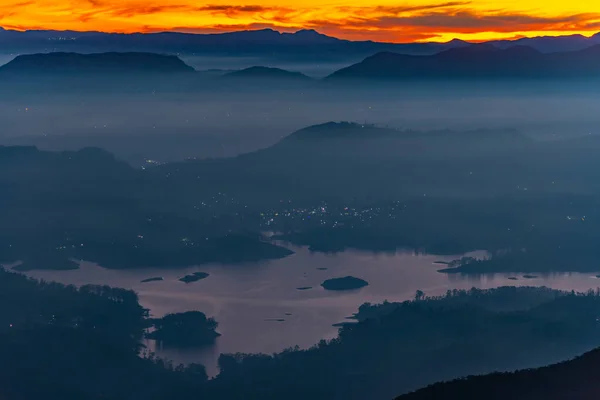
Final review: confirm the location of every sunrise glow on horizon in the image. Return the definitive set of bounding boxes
[0,0,599,42]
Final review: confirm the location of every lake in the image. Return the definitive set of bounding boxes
[22,245,600,376]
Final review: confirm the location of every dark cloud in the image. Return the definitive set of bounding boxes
[316,10,600,35]
[90,3,294,22]
[333,1,468,24]
[77,3,282,22]
[197,4,299,21]
[197,5,271,13]
[370,2,471,15]
[109,5,191,18]
[76,4,193,22]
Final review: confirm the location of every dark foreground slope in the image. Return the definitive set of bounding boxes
[397,347,600,400]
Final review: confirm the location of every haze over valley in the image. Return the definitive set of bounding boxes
[2,47,600,165]
[4,26,600,400]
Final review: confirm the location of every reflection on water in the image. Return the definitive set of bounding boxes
[22,245,600,376]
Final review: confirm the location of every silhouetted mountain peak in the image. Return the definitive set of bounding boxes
[291,29,339,42]
[294,29,321,37]
[212,28,340,45]
[445,38,470,45]
[284,122,393,141]
[232,28,280,40]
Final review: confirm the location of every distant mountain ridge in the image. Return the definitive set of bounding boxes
[0,27,599,57]
[0,27,466,57]
[328,44,600,80]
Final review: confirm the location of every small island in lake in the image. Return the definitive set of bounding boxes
[321,276,369,291]
[140,277,163,283]
[146,311,220,347]
[179,272,209,283]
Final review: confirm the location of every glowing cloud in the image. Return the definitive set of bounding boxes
[0,0,599,42]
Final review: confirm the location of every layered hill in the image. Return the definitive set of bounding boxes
[0,51,199,93]
[0,145,292,270]
[328,44,600,80]
[219,66,313,88]
[0,52,195,75]
[152,121,536,203]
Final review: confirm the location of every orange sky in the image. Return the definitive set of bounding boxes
[1,0,599,42]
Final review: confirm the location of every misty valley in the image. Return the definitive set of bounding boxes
[3,29,600,400]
